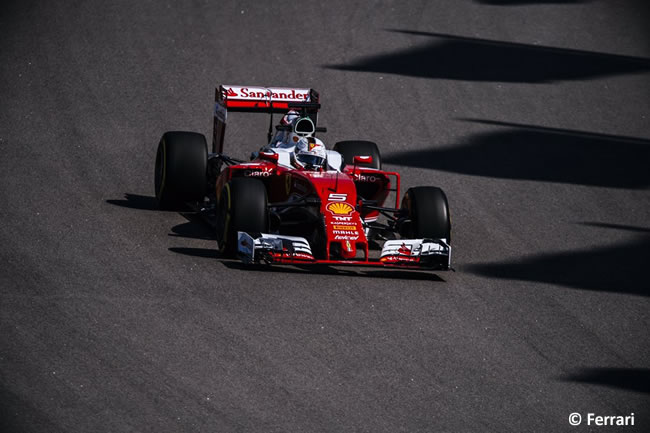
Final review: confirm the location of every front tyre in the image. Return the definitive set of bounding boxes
[400,186,451,242]
[216,177,269,256]
[154,131,207,210]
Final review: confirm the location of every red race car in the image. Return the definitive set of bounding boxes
[154,85,451,270]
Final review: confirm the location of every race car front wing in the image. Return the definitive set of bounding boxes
[237,232,451,270]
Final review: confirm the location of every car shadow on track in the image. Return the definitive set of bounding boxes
[168,247,220,259]
[0,383,61,433]
[105,193,160,210]
[106,196,216,240]
[384,119,650,189]
[325,30,650,83]
[223,260,447,281]
[466,223,650,297]
[168,247,446,281]
[560,367,650,394]
[475,0,591,5]
[169,220,216,241]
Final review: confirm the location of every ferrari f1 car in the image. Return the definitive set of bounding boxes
[154,85,451,270]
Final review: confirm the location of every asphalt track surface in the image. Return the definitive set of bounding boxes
[1,1,649,432]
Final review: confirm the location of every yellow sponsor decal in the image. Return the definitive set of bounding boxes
[333,225,356,231]
[327,202,353,215]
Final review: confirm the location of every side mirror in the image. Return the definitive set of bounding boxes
[259,151,279,163]
[353,155,373,165]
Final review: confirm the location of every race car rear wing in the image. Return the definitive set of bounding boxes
[212,84,320,154]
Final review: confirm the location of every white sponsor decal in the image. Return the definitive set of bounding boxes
[244,169,273,177]
[327,193,347,202]
[334,235,359,241]
[354,174,380,182]
[333,230,359,235]
[291,252,315,260]
[223,85,310,102]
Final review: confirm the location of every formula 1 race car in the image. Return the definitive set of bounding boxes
[154,85,451,270]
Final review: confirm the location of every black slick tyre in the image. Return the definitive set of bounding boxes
[401,186,451,242]
[333,140,382,169]
[154,131,207,210]
[216,177,269,256]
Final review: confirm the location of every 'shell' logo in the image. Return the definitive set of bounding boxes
[308,141,317,151]
[327,202,353,215]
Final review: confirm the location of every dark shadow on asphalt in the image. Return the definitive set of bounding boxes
[105,197,215,241]
[467,228,650,296]
[384,119,650,189]
[0,383,63,433]
[223,260,446,281]
[577,222,650,234]
[169,221,216,241]
[326,30,650,83]
[476,0,590,4]
[169,247,445,281]
[561,368,650,394]
[106,193,159,210]
[169,247,220,259]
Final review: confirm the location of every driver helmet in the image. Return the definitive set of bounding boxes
[294,137,327,170]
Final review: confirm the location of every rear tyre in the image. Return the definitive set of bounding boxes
[154,131,207,210]
[216,177,269,256]
[333,140,381,169]
[400,186,451,242]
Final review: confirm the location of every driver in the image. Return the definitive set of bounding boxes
[292,137,327,171]
[263,111,328,170]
